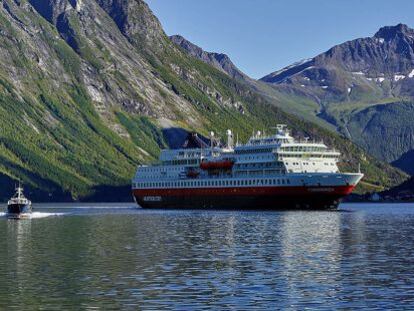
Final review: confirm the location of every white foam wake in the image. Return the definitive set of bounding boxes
[0,212,65,219]
[29,212,66,219]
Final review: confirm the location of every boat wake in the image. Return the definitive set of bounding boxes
[29,212,66,219]
[0,212,66,219]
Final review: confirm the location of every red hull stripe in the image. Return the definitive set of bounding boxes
[132,185,355,197]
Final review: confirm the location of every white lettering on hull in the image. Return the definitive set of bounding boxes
[143,196,162,202]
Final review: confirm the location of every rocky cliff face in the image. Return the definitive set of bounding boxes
[0,0,404,200]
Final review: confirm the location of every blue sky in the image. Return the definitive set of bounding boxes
[146,0,414,79]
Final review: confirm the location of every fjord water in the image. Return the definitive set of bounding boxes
[1,204,414,309]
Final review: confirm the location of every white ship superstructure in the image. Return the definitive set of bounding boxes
[132,125,363,209]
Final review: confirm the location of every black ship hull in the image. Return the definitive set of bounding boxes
[7,203,32,218]
[133,192,347,210]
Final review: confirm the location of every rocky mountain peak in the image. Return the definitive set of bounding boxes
[96,0,166,49]
[170,35,204,57]
[170,34,249,81]
[374,23,414,41]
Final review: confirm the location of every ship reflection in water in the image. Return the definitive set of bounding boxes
[0,204,414,309]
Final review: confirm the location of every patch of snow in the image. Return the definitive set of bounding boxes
[300,84,305,87]
[366,78,373,81]
[352,71,365,75]
[304,77,310,81]
[376,38,385,44]
[377,77,385,83]
[321,79,325,82]
[394,74,405,82]
[408,69,414,78]
[321,86,328,89]
[268,58,313,77]
[347,87,351,94]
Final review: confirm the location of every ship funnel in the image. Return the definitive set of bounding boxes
[210,131,215,149]
[226,129,233,149]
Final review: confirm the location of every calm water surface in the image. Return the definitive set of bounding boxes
[1,203,414,310]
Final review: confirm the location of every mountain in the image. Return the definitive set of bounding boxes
[260,24,414,174]
[170,35,249,81]
[170,34,335,130]
[381,176,414,199]
[0,0,405,201]
[392,150,414,176]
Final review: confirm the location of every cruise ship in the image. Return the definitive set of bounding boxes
[132,125,363,209]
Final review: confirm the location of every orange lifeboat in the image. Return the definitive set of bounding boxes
[200,159,234,170]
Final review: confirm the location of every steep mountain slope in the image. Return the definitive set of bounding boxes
[260,24,414,173]
[170,34,333,130]
[170,35,249,81]
[0,0,405,201]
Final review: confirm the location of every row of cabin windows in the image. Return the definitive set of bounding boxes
[162,159,199,165]
[235,148,273,154]
[290,162,335,167]
[142,167,184,173]
[236,162,278,168]
[281,146,326,152]
[281,154,337,158]
[134,178,291,188]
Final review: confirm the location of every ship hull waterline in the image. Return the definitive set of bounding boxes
[133,185,355,210]
[6,203,32,219]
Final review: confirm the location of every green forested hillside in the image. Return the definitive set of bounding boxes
[0,0,406,201]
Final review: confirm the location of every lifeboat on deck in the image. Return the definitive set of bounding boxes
[200,159,234,170]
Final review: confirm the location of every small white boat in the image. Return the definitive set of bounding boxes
[7,183,32,219]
